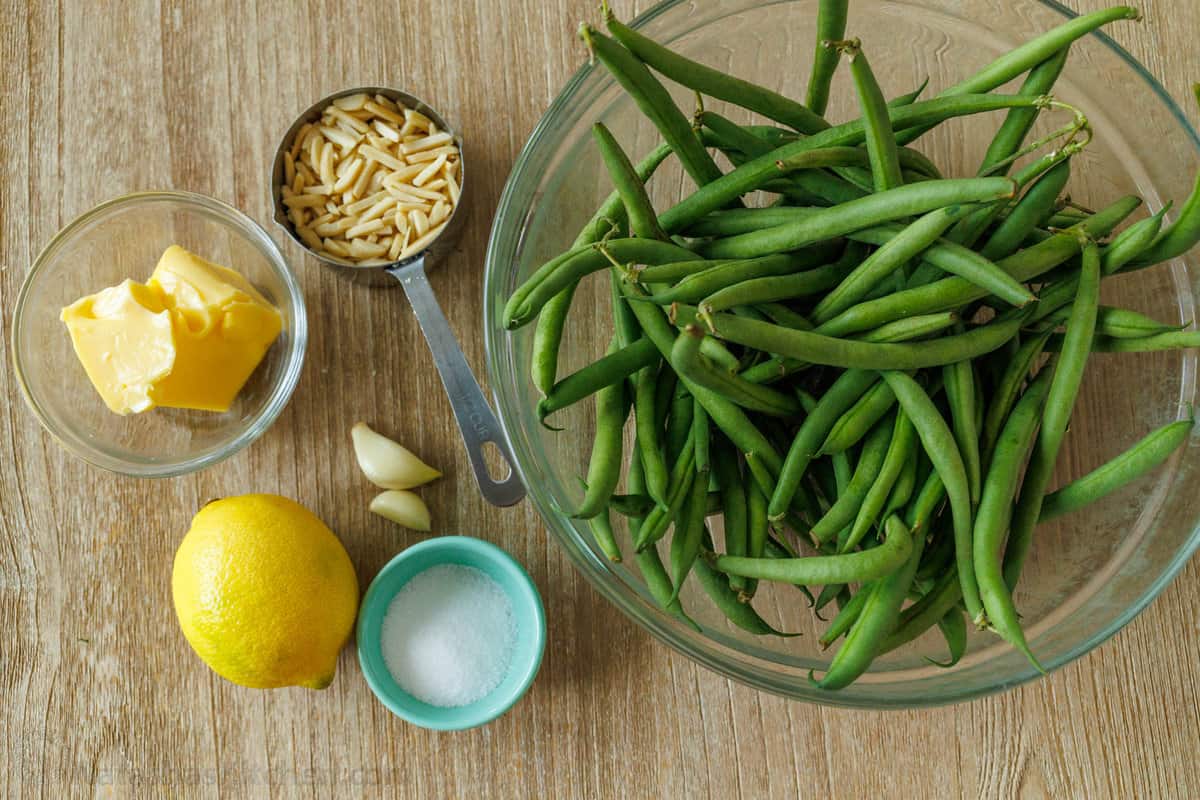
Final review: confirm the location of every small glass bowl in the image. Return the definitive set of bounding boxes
[12,191,307,478]
[484,0,1200,706]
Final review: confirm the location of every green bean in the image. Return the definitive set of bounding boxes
[702,178,1015,259]
[738,357,809,385]
[769,369,878,519]
[1039,418,1194,521]
[636,544,700,630]
[820,381,896,455]
[672,324,801,417]
[771,157,870,206]
[815,195,1140,337]
[927,608,968,668]
[980,158,1072,261]
[715,445,749,594]
[698,110,779,159]
[813,205,973,323]
[635,366,669,506]
[805,0,849,115]
[698,337,743,373]
[581,25,724,187]
[1005,241,1101,590]
[905,467,946,534]
[811,417,894,544]
[652,365,677,434]
[620,279,784,475]
[604,9,829,135]
[537,337,658,422]
[649,247,841,305]
[974,366,1054,666]
[692,398,711,475]
[1132,86,1200,266]
[580,142,673,246]
[978,48,1070,175]
[531,286,581,397]
[878,568,961,654]
[683,303,1028,371]
[883,447,920,520]
[659,94,1045,233]
[814,583,845,616]
[1029,279,1078,324]
[949,143,1084,251]
[844,412,917,551]
[1042,305,1183,339]
[592,122,668,241]
[610,269,641,349]
[694,533,795,635]
[898,146,944,180]
[506,238,695,328]
[636,438,697,550]
[743,476,769,601]
[857,312,959,343]
[775,145,943,182]
[636,258,733,284]
[818,584,873,649]
[943,349,982,505]
[699,242,864,314]
[585,504,622,562]
[895,6,1138,145]
[715,516,912,585]
[888,77,929,109]
[838,40,904,192]
[664,384,695,464]
[981,330,1052,463]
[669,466,710,601]
[575,342,631,519]
[881,370,982,624]
[869,229,1040,308]
[815,516,924,689]
[758,303,813,331]
[1053,330,1200,352]
[609,493,657,518]
[1106,205,1170,274]
[629,437,699,628]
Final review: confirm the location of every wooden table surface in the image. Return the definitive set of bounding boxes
[4,1,1200,797]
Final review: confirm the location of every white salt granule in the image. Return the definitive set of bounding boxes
[380,564,517,708]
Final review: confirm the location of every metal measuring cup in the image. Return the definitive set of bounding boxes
[270,87,524,507]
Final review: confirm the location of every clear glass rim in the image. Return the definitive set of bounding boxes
[12,190,309,479]
[482,0,1200,706]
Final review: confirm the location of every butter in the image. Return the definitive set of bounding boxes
[61,280,176,415]
[61,246,282,415]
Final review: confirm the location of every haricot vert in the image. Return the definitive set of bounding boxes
[503,3,1199,690]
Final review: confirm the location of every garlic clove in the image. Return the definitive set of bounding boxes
[351,422,441,489]
[369,490,432,531]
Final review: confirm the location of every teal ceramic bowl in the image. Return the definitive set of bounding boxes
[356,536,546,731]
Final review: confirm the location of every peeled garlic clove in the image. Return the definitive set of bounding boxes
[351,422,441,489]
[369,490,432,531]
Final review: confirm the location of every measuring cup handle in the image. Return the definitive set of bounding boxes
[389,260,525,507]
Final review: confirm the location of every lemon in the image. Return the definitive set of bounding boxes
[172,494,359,690]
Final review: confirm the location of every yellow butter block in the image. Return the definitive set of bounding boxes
[61,246,283,415]
[61,279,176,415]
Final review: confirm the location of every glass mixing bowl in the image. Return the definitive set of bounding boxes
[13,191,307,478]
[484,0,1200,706]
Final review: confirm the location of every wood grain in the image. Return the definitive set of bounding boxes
[3,0,1199,797]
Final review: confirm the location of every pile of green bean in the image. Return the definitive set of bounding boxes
[504,2,1200,689]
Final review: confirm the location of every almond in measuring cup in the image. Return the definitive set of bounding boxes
[280,93,461,265]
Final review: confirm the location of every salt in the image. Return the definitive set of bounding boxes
[380,564,517,708]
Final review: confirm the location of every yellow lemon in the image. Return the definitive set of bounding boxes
[172,494,359,689]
